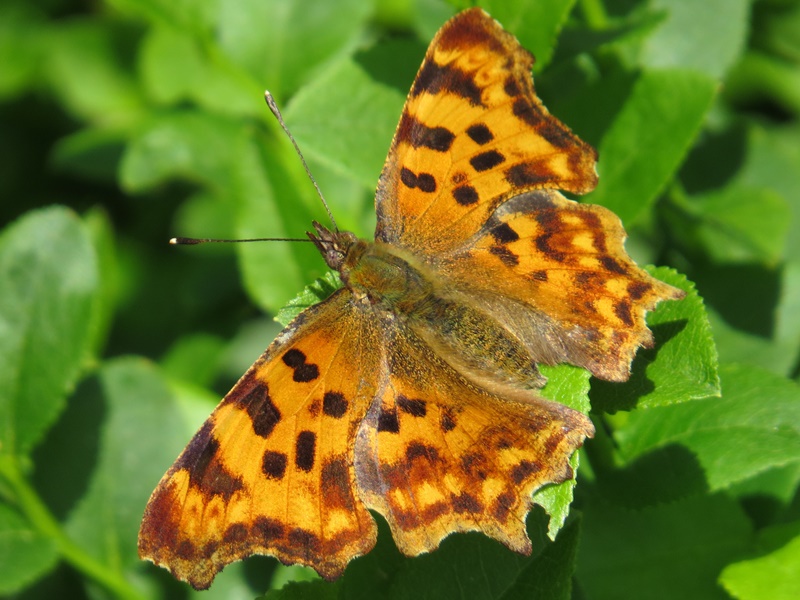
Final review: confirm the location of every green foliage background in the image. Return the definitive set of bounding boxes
[1,0,799,598]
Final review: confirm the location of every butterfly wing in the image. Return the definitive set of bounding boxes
[375,8,597,254]
[353,316,594,556]
[374,8,683,383]
[139,290,382,589]
[442,190,686,382]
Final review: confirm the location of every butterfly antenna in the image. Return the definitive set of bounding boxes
[265,91,338,233]
[170,236,315,245]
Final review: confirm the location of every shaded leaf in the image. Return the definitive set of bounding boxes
[0,207,99,457]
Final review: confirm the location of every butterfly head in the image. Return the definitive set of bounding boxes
[307,221,361,272]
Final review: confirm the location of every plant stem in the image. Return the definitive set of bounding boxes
[0,456,145,600]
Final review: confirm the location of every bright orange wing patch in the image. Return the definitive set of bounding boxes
[375,8,597,254]
[139,291,381,588]
[354,324,593,556]
[444,189,685,382]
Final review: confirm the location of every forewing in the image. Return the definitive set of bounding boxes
[375,8,597,254]
[139,290,382,588]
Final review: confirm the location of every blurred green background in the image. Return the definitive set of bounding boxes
[1,0,799,598]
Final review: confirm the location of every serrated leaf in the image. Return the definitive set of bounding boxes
[537,365,591,538]
[275,272,343,326]
[0,207,99,457]
[591,267,720,412]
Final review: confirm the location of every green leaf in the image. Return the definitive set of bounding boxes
[537,365,591,538]
[50,126,128,183]
[482,0,578,69]
[120,110,246,193]
[683,185,790,264]
[639,0,749,78]
[138,25,261,116]
[43,18,145,124]
[0,207,99,457]
[0,3,45,99]
[275,272,343,326]
[160,332,227,388]
[62,358,187,571]
[386,512,574,600]
[0,503,59,595]
[498,517,581,600]
[591,267,720,412]
[285,53,409,188]
[720,524,800,600]
[615,364,800,491]
[217,0,371,100]
[585,69,717,225]
[577,494,752,600]
[107,0,218,34]
[231,134,321,312]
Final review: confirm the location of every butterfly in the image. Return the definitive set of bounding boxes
[139,8,684,589]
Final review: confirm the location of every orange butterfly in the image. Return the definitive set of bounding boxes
[139,8,684,589]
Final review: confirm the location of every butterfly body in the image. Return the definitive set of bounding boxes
[313,221,546,395]
[140,8,685,589]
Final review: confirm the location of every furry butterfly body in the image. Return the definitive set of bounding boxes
[139,8,683,589]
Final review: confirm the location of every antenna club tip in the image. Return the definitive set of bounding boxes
[170,237,202,245]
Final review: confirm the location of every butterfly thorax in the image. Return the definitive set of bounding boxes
[310,222,545,392]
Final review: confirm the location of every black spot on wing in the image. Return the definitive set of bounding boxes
[262,451,287,479]
[322,391,348,418]
[614,299,634,327]
[504,76,521,97]
[440,408,456,432]
[491,223,519,244]
[377,407,400,433]
[282,349,319,383]
[412,60,482,106]
[490,245,520,267]
[600,256,628,275]
[295,431,317,472]
[506,163,556,187]
[397,395,427,417]
[398,112,455,151]
[400,167,437,193]
[466,123,494,145]
[471,150,505,172]
[253,517,284,543]
[182,428,243,499]
[236,383,281,439]
[453,185,479,206]
[628,281,652,300]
